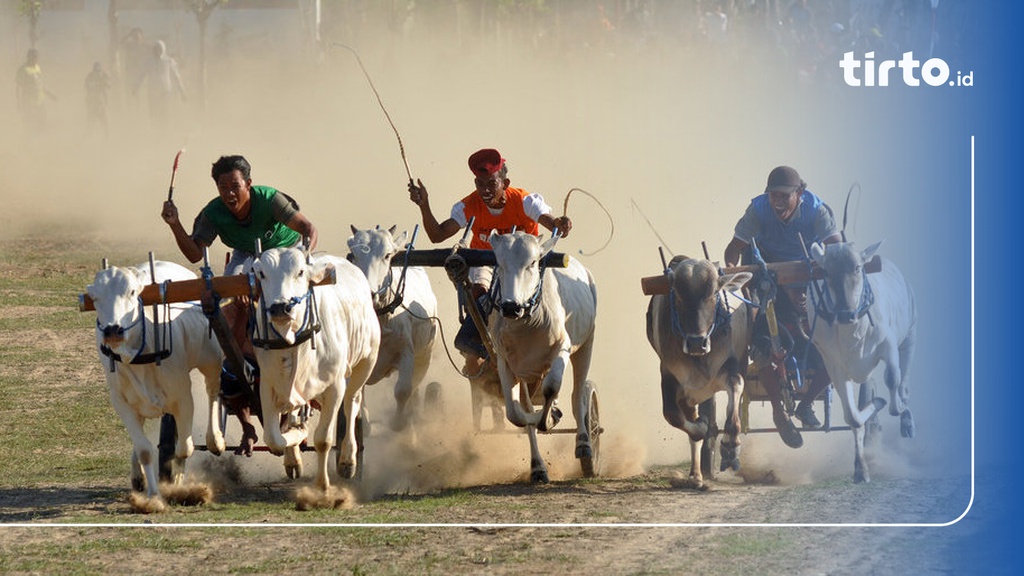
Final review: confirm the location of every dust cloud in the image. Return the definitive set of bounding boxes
[4,5,969,494]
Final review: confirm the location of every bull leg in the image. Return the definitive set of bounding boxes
[660,369,707,440]
[852,421,871,483]
[469,376,484,432]
[309,386,340,490]
[258,380,304,455]
[537,348,570,432]
[334,386,359,484]
[897,333,917,438]
[338,358,375,481]
[689,435,706,489]
[110,388,161,498]
[498,359,531,428]
[720,369,744,472]
[391,351,416,434]
[527,424,549,483]
[881,341,907,418]
[283,444,303,479]
[839,379,887,427]
[170,395,196,486]
[198,363,226,456]
[570,337,596,460]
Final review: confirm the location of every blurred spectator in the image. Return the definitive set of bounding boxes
[85,61,112,138]
[120,28,148,111]
[133,40,187,131]
[15,48,53,134]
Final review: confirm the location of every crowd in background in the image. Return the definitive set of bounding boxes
[10,1,975,140]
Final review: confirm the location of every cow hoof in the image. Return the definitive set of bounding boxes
[131,475,145,493]
[531,469,550,483]
[900,410,915,438]
[575,442,592,460]
[338,462,356,479]
[854,461,870,484]
[538,407,562,433]
[286,463,303,479]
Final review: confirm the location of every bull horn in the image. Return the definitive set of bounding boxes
[351,224,358,236]
[388,224,397,235]
[101,258,109,270]
[540,233,559,258]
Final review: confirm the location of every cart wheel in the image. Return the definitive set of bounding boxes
[579,382,601,478]
[699,396,718,481]
[424,381,445,416]
[157,413,177,484]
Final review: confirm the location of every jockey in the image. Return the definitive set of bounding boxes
[408,148,571,374]
[160,154,318,456]
[724,166,841,448]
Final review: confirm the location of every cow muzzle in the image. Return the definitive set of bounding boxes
[683,333,712,356]
[268,301,295,319]
[100,325,126,346]
[499,300,527,319]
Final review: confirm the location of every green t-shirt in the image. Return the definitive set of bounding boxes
[193,185,300,253]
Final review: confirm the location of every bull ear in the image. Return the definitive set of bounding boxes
[861,240,883,262]
[720,271,752,293]
[488,229,500,244]
[395,230,408,248]
[810,242,827,265]
[309,260,335,285]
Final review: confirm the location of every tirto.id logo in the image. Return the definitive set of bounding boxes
[839,51,973,87]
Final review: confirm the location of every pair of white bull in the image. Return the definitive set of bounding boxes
[648,241,916,486]
[89,250,382,500]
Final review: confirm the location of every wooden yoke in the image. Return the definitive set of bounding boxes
[640,255,882,296]
[78,269,338,312]
[391,248,569,269]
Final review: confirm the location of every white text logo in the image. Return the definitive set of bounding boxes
[839,51,973,87]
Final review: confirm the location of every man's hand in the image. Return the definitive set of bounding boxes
[161,200,179,226]
[551,215,572,238]
[408,179,429,207]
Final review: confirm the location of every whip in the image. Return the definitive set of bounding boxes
[167,148,185,201]
[332,43,413,184]
[630,198,674,257]
[562,188,614,256]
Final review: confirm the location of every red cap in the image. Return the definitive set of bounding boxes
[468,149,505,177]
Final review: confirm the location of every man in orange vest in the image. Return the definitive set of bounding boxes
[408,148,572,371]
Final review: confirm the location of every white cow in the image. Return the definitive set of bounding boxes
[87,261,225,500]
[808,241,917,483]
[251,247,380,491]
[487,231,598,483]
[347,226,438,437]
[645,256,751,489]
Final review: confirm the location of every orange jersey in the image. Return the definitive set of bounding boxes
[454,187,543,249]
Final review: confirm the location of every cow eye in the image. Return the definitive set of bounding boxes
[259,271,266,279]
[298,269,305,277]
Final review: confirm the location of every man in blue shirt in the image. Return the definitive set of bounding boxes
[725,166,841,448]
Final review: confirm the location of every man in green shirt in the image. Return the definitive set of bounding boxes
[160,154,318,455]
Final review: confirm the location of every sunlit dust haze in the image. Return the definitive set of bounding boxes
[2,2,971,507]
